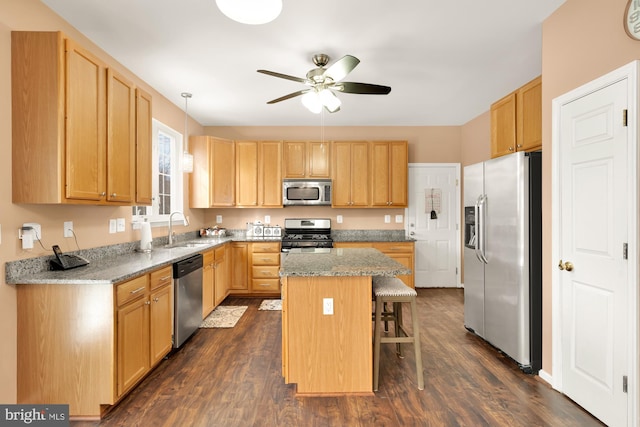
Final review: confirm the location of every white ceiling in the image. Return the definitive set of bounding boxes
[41,0,565,127]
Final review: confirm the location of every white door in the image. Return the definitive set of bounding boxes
[555,75,631,426]
[406,163,460,288]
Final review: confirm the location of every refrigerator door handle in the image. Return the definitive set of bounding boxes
[476,195,489,264]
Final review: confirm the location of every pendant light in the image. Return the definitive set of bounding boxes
[215,0,282,25]
[181,92,194,173]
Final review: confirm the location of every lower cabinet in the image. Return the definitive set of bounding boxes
[17,264,174,418]
[229,241,249,293]
[250,242,281,293]
[333,241,415,288]
[116,265,173,397]
[203,244,230,318]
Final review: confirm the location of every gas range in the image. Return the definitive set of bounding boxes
[281,218,333,252]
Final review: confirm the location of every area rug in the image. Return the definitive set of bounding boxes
[200,306,248,328]
[258,299,282,311]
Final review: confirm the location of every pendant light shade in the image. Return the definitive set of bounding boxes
[181,92,194,173]
[216,0,282,25]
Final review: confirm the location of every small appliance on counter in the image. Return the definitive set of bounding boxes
[200,226,227,237]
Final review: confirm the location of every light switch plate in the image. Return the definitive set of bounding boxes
[109,219,117,234]
[384,215,391,223]
[395,215,404,223]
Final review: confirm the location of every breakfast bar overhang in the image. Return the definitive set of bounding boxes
[279,248,411,395]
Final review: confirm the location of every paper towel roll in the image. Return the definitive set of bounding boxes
[140,221,153,251]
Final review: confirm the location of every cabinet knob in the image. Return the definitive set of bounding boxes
[111,193,117,197]
[153,297,159,303]
[508,147,514,151]
[145,300,151,305]
[516,144,523,148]
[100,192,106,197]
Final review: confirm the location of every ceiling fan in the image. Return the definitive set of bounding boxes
[257,54,391,114]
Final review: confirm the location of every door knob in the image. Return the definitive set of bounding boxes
[558,260,574,271]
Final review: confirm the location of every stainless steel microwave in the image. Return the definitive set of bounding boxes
[283,179,332,206]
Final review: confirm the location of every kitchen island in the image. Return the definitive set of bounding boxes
[280,248,410,395]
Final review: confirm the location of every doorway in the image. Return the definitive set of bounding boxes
[552,61,638,427]
[406,163,461,288]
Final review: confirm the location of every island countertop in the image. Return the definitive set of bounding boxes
[280,247,411,277]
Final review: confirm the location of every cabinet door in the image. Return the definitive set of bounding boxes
[350,141,370,207]
[149,284,172,366]
[202,250,215,318]
[135,88,153,205]
[389,141,408,207]
[117,297,149,397]
[65,38,106,201]
[236,141,259,207]
[332,142,354,207]
[260,141,282,207]
[214,247,227,306]
[211,137,235,207]
[106,68,135,203]
[283,141,306,178]
[189,136,212,208]
[308,141,331,178]
[370,142,391,207]
[229,242,249,291]
[517,76,542,152]
[490,92,517,158]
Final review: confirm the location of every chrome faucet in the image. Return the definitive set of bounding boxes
[168,211,189,246]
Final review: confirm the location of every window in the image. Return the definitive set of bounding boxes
[132,119,185,225]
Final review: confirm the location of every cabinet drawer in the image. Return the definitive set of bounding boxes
[214,245,225,259]
[252,252,280,265]
[251,278,280,292]
[252,266,280,278]
[203,249,215,266]
[116,275,149,306]
[374,242,413,253]
[149,266,172,290]
[252,242,280,253]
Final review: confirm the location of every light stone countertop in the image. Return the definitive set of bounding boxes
[280,248,411,277]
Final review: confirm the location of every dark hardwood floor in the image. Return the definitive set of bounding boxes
[73,289,603,427]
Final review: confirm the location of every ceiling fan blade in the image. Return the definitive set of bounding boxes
[267,89,310,104]
[257,69,308,84]
[335,82,392,95]
[324,55,360,82]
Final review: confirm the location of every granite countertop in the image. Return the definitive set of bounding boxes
[280,248,411,277]
[331,229,415,242]
[6,237,234,285]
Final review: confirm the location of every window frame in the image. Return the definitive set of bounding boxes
[132,119,186,227]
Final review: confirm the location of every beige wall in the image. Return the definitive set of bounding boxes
[541,0,640,375]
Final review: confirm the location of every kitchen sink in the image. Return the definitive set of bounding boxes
[165,242,212,249]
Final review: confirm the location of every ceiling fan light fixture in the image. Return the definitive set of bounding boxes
[215,0,282,25]
[301,91,322,114]
[320,89,341,112]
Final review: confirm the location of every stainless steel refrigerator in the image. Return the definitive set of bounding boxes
[463,151,542,373]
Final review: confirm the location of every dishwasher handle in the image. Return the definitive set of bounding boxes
[173,254,204,278]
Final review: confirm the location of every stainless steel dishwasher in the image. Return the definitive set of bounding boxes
[173,254,203,348]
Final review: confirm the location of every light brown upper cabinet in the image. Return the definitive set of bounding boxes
[332,141,370,207]
[135,88,153,205]
[491,76,542,158]
[370,141,408,208]
[11,31,149,205]
[190,136,235,208]
[283,141,331,178]
[235,141,282,208]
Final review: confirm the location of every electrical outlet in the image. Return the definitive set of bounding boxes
[395,215,404,223]
[336,215,343,224]
[264,215,271,224]
[109,219,117,234]
[216,215,223,223]
[384,215,391,223]
[323,298,334,315]
[116,218,125,232]
[64,221,73,238]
